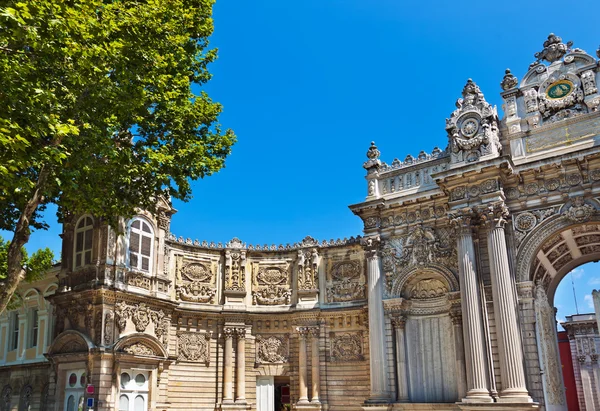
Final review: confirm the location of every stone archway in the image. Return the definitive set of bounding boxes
[517,210,600,411]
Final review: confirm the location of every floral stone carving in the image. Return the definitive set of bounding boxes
[330,332,364,362]
[177,331,210,363]
[256,335,289,364]
[225,249,246,291]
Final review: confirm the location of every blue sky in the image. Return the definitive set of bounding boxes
[3,0,600,318]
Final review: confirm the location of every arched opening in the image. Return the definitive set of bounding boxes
[520,219,600,411]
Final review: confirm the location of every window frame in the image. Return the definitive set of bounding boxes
[28,308,38,349]
[73,215,94,270]
[118,370,149,411]
[9,312,19,352]
[127,217,154,274]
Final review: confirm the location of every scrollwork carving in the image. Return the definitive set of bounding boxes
[564,196,595,223]
[297,249,318,291]
[326,260,365,303]
[123,342,155,356]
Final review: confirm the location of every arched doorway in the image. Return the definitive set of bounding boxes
[517,206,600,411]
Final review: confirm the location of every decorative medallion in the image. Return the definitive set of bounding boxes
[460,118,479,137]
[546,80,574,100]
[177,332,210,363]
[515,212,537,232]
[256,335,289,364]
[330,332,364,362]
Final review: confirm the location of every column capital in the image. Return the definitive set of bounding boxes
[391,314,406,329]
[479,201,509,229]
[449,209,475,234]
[296,326,319,338]
[361,235,381,259]
[223,327,239,339]
[449,310,462,326]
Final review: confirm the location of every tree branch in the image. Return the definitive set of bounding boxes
[0,165,50,314]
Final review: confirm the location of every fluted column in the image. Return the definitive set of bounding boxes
[484,204,532,403]
[223,328,234,403]
[235,327,246,403]
[363,236,390,402]
[452,214,492,403]
[297,327,309,404]
[450,310,467,400]
[392,315,409,402]
[310,328,321,403]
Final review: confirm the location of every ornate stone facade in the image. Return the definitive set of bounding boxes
[2,33,600,411]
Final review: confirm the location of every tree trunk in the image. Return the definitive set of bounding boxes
[0,167,49,314]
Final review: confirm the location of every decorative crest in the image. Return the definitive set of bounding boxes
[500,69,518,91]
[300,235,319,248]
[534,33,573,63]
[363,141,381,170]
[226,237,245,249]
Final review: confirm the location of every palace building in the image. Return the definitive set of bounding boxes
[2,33,600,411]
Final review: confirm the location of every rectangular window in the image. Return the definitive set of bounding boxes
[10,312,19,351]
[29,309,38,348]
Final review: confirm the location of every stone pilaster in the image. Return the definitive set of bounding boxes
[362,236,390,403]
[483,204,532,403]
[235,327,246,403]
[297,327,310,404]
[223,328,234,403]
[451,214,492,403]
[310,328,321,404]
[391,315,408,402]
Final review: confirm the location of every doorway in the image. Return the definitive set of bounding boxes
[256,376,290,411]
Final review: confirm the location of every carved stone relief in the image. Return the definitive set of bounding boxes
[255,334,289,364]
[326,260,365,303]
[563,196,596,223]
[177,331,210,363]
[1,385,11,411]
[123,342,155,356]
[382,226,457,296]
[512,206,561,248]
[252,262,291,305]
[114,302,170,346]
[176,259,217,304]
[330,332,364,362]
[445,79,502,164]
[297,249,318,291]
[225,248,246,292]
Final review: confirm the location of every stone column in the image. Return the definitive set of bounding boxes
[297,327,309,404]
[392,315,409,402]
[534,285,567,410]
[223,328,234,403]
[310,328,321,403]
[452,214,492,403]
[483,204,532,403]
[235,327,246,403]
[592,354,600,405]
[450,310,467,400]
[363,236,389,402]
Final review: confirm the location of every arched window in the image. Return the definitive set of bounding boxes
[73,216,93,269]
[128,218,153,273]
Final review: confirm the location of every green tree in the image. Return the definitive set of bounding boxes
[0,236,54,310]
[0,0,236,313]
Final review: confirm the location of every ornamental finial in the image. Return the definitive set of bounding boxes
[500,68,518,91]
[363,141,381,171]
[534,33,573,63]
